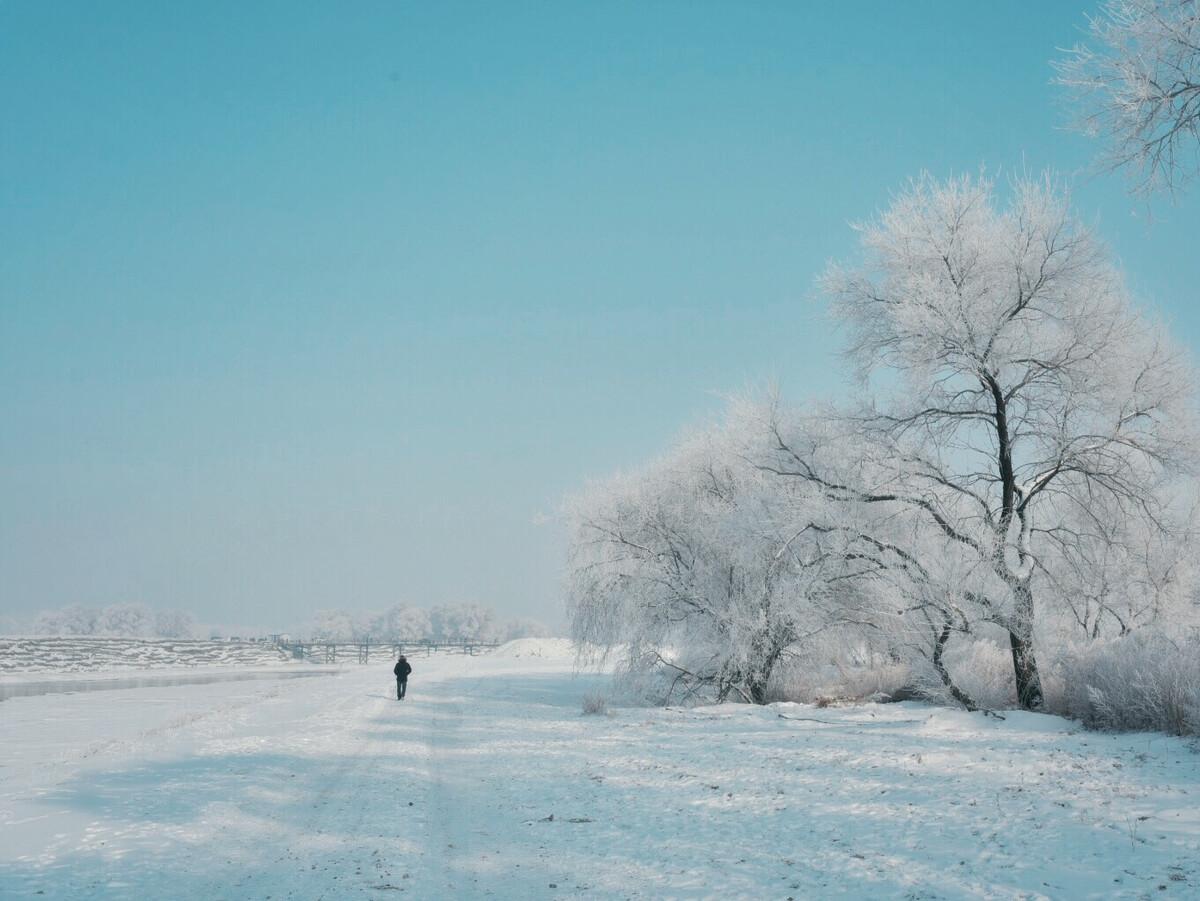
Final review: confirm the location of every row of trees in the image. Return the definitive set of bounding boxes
[567,171,1199,713]
[22,601,551,646]
[568,0,1200,725]
[302,602,550,644]
[33,603,197,638]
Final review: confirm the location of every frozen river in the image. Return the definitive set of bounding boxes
[0,668,340,702]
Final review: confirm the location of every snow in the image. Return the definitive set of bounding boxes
[2,653,1198,898]
[490,637,576,659]
[0,637,291,674]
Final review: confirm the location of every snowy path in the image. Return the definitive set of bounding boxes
[2,651,1198,899]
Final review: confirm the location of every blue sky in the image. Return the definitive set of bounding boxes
[3,2,1198,630]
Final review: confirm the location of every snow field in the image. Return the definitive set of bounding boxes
[489,637,578,659]
[1,649,1197,899]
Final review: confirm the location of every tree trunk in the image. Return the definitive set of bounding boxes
[932,621,977,711]
[1007,582,1044,709]
[743,632,784,705]
[1007,630,1043,709]
[748,679,769,705]
[984,375,1046,711]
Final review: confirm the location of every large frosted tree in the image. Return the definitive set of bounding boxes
[796,172,1194,709]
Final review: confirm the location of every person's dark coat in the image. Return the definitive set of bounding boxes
[394,659,412,679]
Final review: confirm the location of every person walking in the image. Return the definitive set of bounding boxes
[393,655,412,700]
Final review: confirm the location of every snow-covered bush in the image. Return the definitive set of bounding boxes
[1054,631,1200,736]
[581,693,609,716]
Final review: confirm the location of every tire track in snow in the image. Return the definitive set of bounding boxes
[268,690,397,901]
[185,680,401,900]
[426,689,471,893]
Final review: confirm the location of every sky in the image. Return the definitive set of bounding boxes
[3,2,1199,632]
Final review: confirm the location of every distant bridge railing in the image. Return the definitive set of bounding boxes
[273,636,500,664]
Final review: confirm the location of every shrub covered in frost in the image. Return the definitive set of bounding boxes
[1054,631,1200,736]
[581,693,609,716]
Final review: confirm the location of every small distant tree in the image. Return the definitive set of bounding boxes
[97,603,154,637]
[34,604,98,636]
[1056,0,1200,196]
[154,609,196,638]
[380,604,432,640]
[503,618,551,641]
[306,608,356,641]
[429,603,499,642]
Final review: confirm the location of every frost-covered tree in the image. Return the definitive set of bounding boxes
[33,603,196,637]
[1036,488,1197,641]
[378,604,432,640]
[743,404,1002,709]
[34,604,98,636]
[502,618,552,641]
[301,604,513,642]
[153,609,196,638]
[567,423,880,704]
[97,603,155,637]
[1056,0,1200,195]
[794,172,1196,709]
[429,603,499,642]
[306,608,358,641]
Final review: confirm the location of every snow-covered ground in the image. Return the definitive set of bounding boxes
[1,642,1197,899]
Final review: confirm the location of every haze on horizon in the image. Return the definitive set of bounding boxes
[3,2,1200,631]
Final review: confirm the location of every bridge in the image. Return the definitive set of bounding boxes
[274,636,500,664]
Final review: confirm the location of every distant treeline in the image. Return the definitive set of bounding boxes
[19,601,552,644]
[31,603,196,638]
[301,603,549,644]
